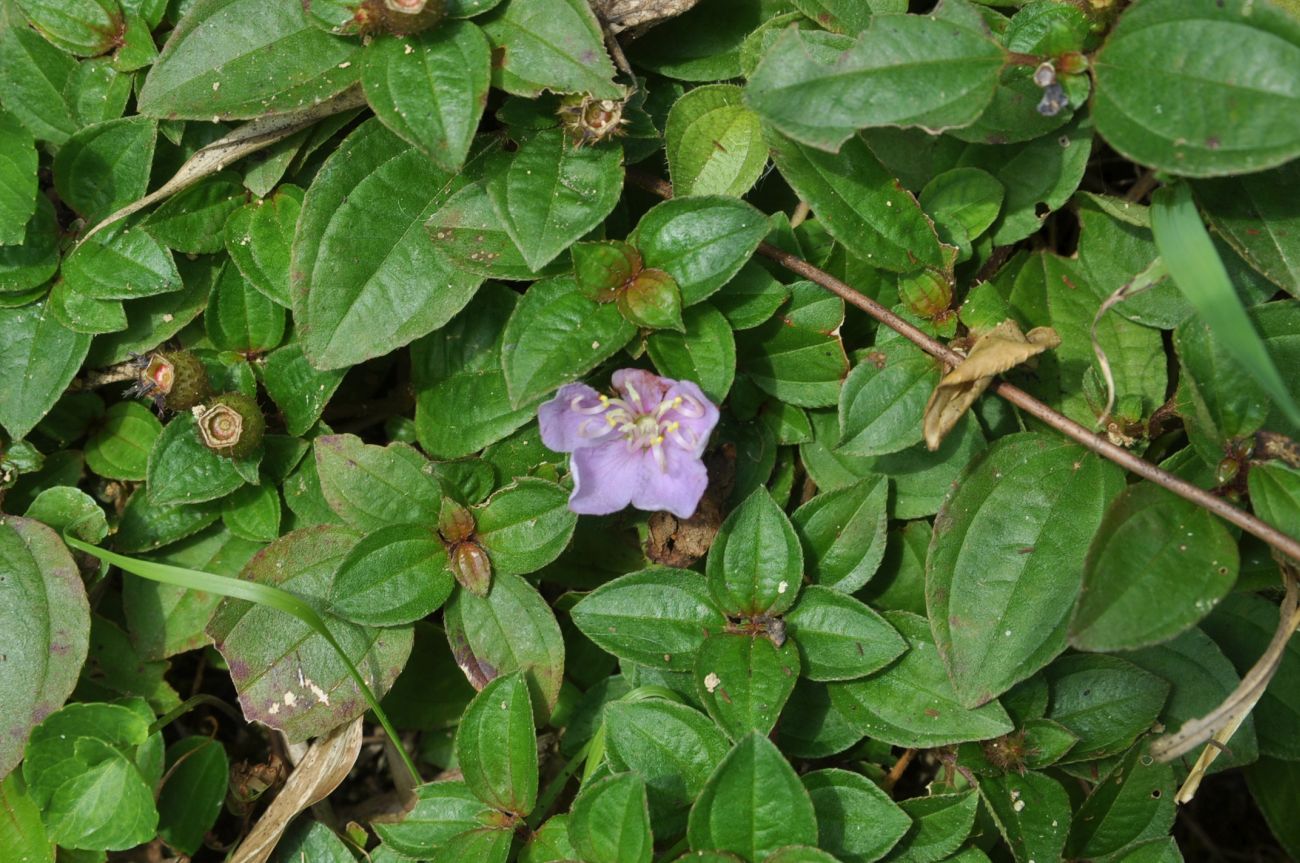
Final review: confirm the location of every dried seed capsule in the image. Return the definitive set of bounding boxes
[195,393,265,460]
[557,94,628,148]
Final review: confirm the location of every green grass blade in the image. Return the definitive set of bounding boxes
[1151,182,1300,427]
[62,534,422,784]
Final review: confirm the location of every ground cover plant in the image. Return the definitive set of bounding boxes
[2,0,1300,860]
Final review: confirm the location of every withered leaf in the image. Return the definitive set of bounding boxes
[923,320,1061,450]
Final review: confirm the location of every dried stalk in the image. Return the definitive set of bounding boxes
[625,168,1300,564]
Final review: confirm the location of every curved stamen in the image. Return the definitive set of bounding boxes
[570,394,608,415]
[651,441,668,471]
[673,393,705,418]
[669,427,698,452]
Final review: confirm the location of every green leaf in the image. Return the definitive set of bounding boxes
[456,670,538,815]
[207,526,414,742]
[646,303,736,403]
[978,771,1071,863]
[24,486,109,545]
[1066,746,1176,861]
[571,567,727,672]
[444,571,566,716]
[0,24,76,144]
[0,299,92,440]
[17,0,123,56]
[113,490,221,554]
[1246,757,1300,861]
[1092,0,1300,176]
[430,827,513,863]
[373,780,497,859]
[293,118,483,370]
[711,261,789,331]
[488,128,624,271]
[785,586,906,682]
[147,414,249,506]
[475,478,577,577]
[568,773,653,863]
[156,736,228,856]
[632,196,770,306]
[767,130,945,274]
[1153,183,1300,427]
[49,277,126,334]
[737,283,849,408]
[745,5,1006,152]
[53,116,156,224]
[361,23,491,173]
[413,284,541,458]
[838,342,940,457]
[1070,483,1239,652]
[890,791,980,863]
[44,740,158,851]
[501,275,637,406]
[803,768,910,863]
[688,732,818,861]
[693,633,799,740]
[919,167,1004,255]
[314,434,443,532]
[205,262,285,352]
[329,524,453,627]
[224,185,301,307]
[1195,163,1300,294]
[478,0,621,99]
[0,109,37,246]
[928,433,1126,707]
[605,699,731,833]
[0,195,59,296]
[1044,654,1169,762]
[706,487,803,617]
[0,773,53,862]
[138,0,359,119]
[829,611,1014,748]
[790,0,899,34]
[259,341,347,438]
[143,175,246,254]
[64,56,132,126]
[791,475,889,594]
[275,820,357,863]
[62,227,182,301]
[1201,593,1300,760]
[666,84,767,198]
[0,518,91,778]
[221,482,280,542]
[85,401,162,481]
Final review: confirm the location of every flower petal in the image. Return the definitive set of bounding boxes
[663,380,721,458]
[539,383,616,453]
[632,444,709,519]
[568,441,643,515]
[612,368,670,413]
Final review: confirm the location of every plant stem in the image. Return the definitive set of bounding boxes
[625,168,1300,564]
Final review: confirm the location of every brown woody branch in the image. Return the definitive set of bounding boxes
[627,168,1300,564]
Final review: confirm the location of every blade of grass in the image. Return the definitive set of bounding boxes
[62,534,422,784]
[1151,181,1300,427]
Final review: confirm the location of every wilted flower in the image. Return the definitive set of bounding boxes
[539,369,720,518]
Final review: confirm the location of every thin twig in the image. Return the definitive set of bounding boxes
[625,168,1300,564]
[884,748,917,791]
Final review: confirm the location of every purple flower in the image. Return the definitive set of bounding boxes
[539,369,720,519]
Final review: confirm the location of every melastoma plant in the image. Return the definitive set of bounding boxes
[1,0,1299,861]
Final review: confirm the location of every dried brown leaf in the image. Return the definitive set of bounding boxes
[922,320,1061,450]
[229,717,364,863]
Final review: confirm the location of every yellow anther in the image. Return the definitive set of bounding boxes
[667,421,680,432]
[599,394,609,403]
[654,435,664,445]
[673,396,683,407]
[606,415,617,426]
